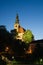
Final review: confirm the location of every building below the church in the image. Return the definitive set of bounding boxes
[14,14,25,40]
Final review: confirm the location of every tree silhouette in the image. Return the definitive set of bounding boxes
[10,29,18,39]
[0,25,12,52]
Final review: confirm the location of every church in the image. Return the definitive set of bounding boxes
[14,14,25,40]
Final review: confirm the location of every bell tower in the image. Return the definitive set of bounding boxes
[14,14,20,32]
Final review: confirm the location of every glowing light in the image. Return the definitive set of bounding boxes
[26,46,32,54]
[12,56,14,59]
[40,59,42,62]
[5,47,9,52]
[26,44,35,54]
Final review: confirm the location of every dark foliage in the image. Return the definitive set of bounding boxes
[0,25,43,64]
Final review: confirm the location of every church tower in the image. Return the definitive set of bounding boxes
[14,14,25,40]
[14,14,20,32]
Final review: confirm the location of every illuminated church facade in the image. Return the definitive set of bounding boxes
[14,14,25,40]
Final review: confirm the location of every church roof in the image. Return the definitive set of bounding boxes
[18,26,25,33]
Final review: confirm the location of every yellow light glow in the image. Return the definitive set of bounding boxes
[5,47,9,52]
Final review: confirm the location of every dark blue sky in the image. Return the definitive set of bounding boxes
[0,0,43,40]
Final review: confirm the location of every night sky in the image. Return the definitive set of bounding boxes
[0,0,43,40]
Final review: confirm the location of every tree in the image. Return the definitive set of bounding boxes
[0,25,12,52]
[10,29,18,39]
[22,30,34,43]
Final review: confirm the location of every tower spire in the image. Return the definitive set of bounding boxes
[14,14,20,32]
[15,14,19,24]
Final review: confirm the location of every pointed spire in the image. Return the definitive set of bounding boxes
[15,14,19,24]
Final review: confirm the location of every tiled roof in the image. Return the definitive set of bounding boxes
[18,26,25,33]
